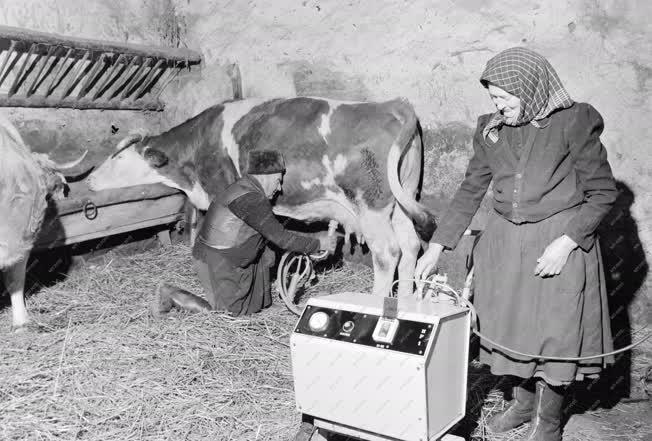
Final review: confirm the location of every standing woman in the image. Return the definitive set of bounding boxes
[414,47,617,441]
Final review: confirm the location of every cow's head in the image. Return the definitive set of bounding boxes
[87,134,173,191]
[86,134,212,210]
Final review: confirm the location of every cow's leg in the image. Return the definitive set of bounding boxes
[359,207,400,296]
[391,205,421,297]
[390,132,424,297]
[2,257,29,330]
[370,243,399,297]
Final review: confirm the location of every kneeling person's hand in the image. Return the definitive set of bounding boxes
[319,235,338,255]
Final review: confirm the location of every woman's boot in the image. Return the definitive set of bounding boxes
[486,378,536,433]
[523,380,565,441]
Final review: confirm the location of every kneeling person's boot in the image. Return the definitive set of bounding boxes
[487,379,535,433]
[151,283,212,317]
[523,380,565,441]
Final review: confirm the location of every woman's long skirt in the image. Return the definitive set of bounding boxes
[473,207,614,384]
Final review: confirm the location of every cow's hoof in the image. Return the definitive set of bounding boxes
[11,322,30,333]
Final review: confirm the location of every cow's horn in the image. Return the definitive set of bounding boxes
[51,150,89,170]
[116,134,143,151]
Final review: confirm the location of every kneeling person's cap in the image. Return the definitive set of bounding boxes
[246,150,286,174]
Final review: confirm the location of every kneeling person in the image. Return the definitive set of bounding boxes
[154,150,336,317]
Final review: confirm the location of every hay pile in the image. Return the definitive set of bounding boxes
[1,242,650,441]
[0,244,373,441]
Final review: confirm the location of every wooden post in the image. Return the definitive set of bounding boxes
[227,63,243,100]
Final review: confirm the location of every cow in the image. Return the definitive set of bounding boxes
[86,97,436,297]
[0,115,86,330]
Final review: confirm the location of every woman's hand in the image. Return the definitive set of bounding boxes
[534,234,578,277]
[414,243,445,282]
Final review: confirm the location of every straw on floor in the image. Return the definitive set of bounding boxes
[1,242,650,441]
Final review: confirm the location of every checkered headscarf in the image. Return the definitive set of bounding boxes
[480,47,574,142]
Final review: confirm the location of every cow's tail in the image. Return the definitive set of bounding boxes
[387,98,437,241]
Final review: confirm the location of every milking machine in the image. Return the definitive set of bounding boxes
[278,225,475,441]
[290,288,470,441]
[281,227,651,441]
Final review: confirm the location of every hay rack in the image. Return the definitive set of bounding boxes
[0,25,201,111]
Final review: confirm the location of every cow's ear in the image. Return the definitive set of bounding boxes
[144,148,169,168]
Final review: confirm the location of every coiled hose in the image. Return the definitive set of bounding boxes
[277,220,338,316]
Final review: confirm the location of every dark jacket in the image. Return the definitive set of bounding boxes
[196,175,320,267]
[432,102,617,251]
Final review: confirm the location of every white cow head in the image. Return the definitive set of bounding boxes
[86,135,169,191]
[86,134,211,209]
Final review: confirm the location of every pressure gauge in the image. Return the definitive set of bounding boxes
[308,311,330,333]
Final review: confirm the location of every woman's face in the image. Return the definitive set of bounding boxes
[487,84,521,125]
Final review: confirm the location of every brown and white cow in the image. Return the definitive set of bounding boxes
[87,97,436,297]
[0,115,86,330]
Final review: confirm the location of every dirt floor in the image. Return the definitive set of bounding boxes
[1,241,650,441]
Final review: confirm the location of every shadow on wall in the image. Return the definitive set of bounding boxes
[570,180,649,411]
[281,60,371,101]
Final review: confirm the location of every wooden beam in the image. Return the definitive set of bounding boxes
[92,53,124,100]
[46,47,73,96]
[8,43,35,96]
[0,40,17,89]
[76,53,107,99]
[153,66,180,100]
[0,25,201,65]
[130,59,164,101]
[119,57,150,100]
[107,55,139,100]
[34,212,184,250]
[27,45,56,96]
[34,193,186,250]
[0,93,164,110]
[62,50,90,98]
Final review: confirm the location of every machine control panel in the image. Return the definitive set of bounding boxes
[294,306,434,355]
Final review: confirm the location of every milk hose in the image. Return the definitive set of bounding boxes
[399,276,652,362]
[277,220,339,316]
